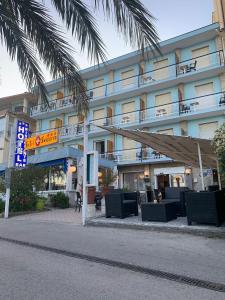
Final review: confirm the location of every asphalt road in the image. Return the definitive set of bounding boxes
[0,239,224,300]
[0,213,225,299]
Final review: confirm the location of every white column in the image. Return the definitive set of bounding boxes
[66,158,73,191]
[82,117,89,225]
[4,119,16,218]
[216,160,222,190]
[197,142,205,191]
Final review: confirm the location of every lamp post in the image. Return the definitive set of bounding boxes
[0,123,15,218]
[82,117,89,225]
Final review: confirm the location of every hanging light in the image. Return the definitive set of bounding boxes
[185,167,192,175]
[69,165,77,173]
[98,172,103,177]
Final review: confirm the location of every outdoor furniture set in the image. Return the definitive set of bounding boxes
[105,187,225,227]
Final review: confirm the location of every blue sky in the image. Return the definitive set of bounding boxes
[0,0,213,97]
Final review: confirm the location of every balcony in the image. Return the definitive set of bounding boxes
[58,123,83,141]
[88,50,224,105]
[30,51,224,118]
[89,92,225,132]
[30,93,93,119]
[57,92,225,142]
[98,147,171,165]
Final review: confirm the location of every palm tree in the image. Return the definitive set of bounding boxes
[0,0,159,112]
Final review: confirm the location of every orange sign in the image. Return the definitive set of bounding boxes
[25,130,58,150]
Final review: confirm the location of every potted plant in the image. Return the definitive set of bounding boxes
[99,169,117,196]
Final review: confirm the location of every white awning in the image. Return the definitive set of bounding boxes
[99,126,217,168]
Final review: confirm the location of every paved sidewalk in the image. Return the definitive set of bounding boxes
[11,208,82,225]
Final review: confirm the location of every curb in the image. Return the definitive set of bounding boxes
[87,220,225,239]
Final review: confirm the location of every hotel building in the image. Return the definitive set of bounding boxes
[27,21,225,193]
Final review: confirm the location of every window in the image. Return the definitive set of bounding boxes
[195,82,214,109]
[121,69,135,87]
[192,46,210,69]
[50,90,64,100]
[199,122,218,139]
[121,101,135,123]
[68,115,78,125]
[155,92,172,117]
[153,59,168,80]
[157,128,174,135]
[93,79,104,98]
[49,118,63,129]
[93,108,105,126]
[123,172,145,191]
[122,137,136,160]
[95,140,105,155]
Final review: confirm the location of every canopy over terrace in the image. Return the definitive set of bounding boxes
[98,125,220,190]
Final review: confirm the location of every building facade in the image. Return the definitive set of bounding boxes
[0,92,37,165]
[28,22,225,193]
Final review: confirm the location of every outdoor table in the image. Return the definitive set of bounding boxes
[141,201,177,222]
[178,64,189,74]
[190,102,199,111]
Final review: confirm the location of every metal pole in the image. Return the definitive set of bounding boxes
[216,159,222,190]
[82,117,88,225]
[197,142,205,191]
[4,121,16,218]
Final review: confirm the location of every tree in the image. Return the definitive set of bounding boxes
[0,0,159,112]
[213,122,225,185]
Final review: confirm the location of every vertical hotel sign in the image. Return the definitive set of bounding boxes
[14,120,29,167]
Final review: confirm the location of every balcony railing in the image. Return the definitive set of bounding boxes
[89,50,223,99]
[89,92,224,130]
[98,147,168,163]
[30,51,224,117]
[58,123,83,140]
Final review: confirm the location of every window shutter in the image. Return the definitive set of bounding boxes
[93,108,105,125]
[121,69,135,87]
[107,106,113,125]
[195,82,214,109]
[155,92,172,116]
[93,79,104,97]
[121,101,135,123]
[199,122,218,139]
[153,59,168,80]
[68,115,78,125]
[192,46,210,69]
[78,115,84,123]
[55,118,63,128]
[107,140,114,159]
[78,144,84,151]
[57,91,64,99]
[122,137,136,160]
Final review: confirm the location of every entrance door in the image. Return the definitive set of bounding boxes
[157,174,170,198]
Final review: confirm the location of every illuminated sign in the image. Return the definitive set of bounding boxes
[14,120,29,167]
[25,130,58,150]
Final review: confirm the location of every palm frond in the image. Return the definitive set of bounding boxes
[0,1,48,103]
[51,0,107,64]
[94,0,160,55]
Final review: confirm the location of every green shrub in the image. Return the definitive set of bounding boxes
[35,198,46,211]
[10,192,38,212]
[0,199,5,213]
[50,192,69,209]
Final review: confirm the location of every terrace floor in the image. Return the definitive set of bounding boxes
[88,215,225,238]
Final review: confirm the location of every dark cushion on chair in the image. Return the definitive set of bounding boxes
[165,187,189,199]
